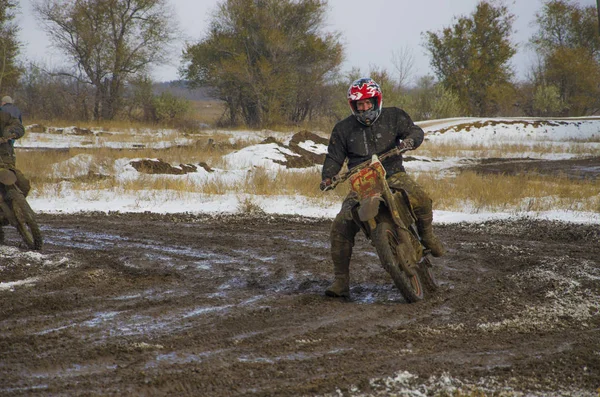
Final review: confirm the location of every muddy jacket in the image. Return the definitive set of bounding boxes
[0,103,22,123]
[322,107,424,180]
[0,110,25,166]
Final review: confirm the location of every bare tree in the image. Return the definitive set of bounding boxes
[32,0,178,120]
[390,46,415,89]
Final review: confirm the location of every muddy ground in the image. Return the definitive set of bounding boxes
[459,156,600,180]
[1,209,599,396]
[1,155,600,396]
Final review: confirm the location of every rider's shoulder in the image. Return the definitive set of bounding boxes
[382,107,416,122]
[382,106,408,115]
[333,114,357,130]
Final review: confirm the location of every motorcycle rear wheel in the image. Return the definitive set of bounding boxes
[10,191,43,250]
[372,221,423,303]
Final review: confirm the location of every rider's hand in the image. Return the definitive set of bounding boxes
[397,138,414,151]
[320,178,332,191]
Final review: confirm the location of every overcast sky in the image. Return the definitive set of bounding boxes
[15,0,599,84]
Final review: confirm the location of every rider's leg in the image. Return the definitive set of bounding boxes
[13,169,31,197]
[417,212,445,257]
[388,172,445,257]
[326,195,360,298]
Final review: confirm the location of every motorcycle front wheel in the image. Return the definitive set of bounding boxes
[10,190,43,250]
[372,221,423,303]
[417,256,439,293]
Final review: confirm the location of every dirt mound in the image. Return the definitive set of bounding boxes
[270,130,328,168]
[287,130,328,167]
[435,119,587,134]
[289,130,329,147]
[26,124,46,133]
[129,158,212,174]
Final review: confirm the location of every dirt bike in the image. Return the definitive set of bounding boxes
[325,147,438,302]
[0,135,43,250]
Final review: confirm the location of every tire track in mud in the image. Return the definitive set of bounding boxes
[0,213,599,396]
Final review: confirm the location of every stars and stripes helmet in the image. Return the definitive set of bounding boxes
[347,78,383,126]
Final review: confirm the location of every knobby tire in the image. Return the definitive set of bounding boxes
[417,256,439,293]
[372,222,423,303]
[10,191,43,250]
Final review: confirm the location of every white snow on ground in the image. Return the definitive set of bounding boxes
[0,245,75,291]
[298,140,328,154]
[222,142,301,170]
[16,117,600,224]
[424,118,599,139]
[422,118,600,160]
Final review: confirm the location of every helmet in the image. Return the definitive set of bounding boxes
[347,78,383,126]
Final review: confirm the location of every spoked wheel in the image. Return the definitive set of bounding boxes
[9,190,43,250]
[417,256,439,293]
[372,221,423,303]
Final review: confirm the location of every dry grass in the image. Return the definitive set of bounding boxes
[16,123,600,215]
[416,171,600,213]
[27,118,168,131]
[17,131,271,180]
[419,140,599,158]
[188,100,226,125]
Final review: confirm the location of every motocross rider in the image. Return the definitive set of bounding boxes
[0,109,30,243]
[320,77,445,298]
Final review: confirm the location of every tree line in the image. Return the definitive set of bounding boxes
[1,0,599,128]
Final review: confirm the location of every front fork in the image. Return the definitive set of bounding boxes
[353,191,422,276]
[0,188,18,226]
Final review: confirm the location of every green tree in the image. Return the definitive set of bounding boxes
[0,0,21,90]
[152,92,191,124]
[532,84,565,116]
[531,0,600,59]
[410,75,463,121]
[423,1,516,116]
[529,0,600,116]
[33,0,178,120]
[369,68,407,110]
[181,0,343,128]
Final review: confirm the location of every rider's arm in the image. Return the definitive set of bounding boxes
[322,127,347,180]
[394,108,424,150]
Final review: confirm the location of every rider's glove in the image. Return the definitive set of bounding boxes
[396,138,414,151]
[320,178,332,191]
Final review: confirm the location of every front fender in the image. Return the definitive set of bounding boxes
[357,196,385,222]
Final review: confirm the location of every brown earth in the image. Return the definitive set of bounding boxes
[0,210,599,396]
[460,156,600,180]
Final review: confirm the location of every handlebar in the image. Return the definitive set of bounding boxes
[0,134,17,144]
[326,146,410,190]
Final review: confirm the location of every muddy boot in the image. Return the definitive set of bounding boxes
[325,238,351,298]
[418,215,446,257]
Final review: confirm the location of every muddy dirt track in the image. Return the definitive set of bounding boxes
[1,211,599,396]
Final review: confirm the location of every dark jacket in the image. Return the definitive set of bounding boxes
[322,107,424,180]
[0,103,22,123]
[0,110,25,166]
